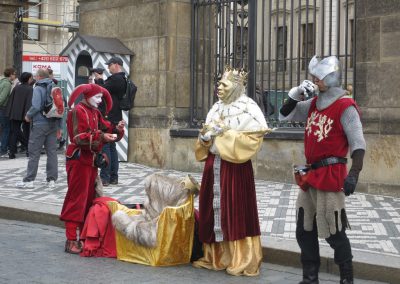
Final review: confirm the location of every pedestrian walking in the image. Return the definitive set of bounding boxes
[5,72,33,159]
[279,55,366,284]
[16,69,60,189]
[0,67,17,156]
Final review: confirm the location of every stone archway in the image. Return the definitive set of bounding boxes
[75,51,92,87]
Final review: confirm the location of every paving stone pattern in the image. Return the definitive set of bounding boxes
[1,156,399,258]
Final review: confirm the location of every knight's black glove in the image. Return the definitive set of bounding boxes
[343,149,365,196]
[343,174,358,196]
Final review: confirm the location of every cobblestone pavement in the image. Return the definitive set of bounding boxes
[0,219,386,284]
[0,155,399,259]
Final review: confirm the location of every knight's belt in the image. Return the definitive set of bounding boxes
[310,157,347,170]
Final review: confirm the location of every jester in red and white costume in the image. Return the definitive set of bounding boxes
[280,56,366,284]
[60,84,125,254]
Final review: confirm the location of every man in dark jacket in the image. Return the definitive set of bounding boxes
[94,56,127,186]
[5,72,33,158]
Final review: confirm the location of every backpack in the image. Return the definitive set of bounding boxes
[119,74,137,111]
[37,82,65,119]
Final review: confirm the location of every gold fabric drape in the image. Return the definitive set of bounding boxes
[192,236,263,276]
[194,138,211,162]
[108,195,195,266]
[195,129,266,163]
[214,129,265,163]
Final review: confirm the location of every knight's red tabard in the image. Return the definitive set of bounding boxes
[304,96,358,191]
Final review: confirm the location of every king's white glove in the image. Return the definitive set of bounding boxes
[200,131,212,142]
[211,125,224,136]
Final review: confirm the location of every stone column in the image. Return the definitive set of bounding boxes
[79,0,191,168]
[356,1,400,196]
[0,0,19,71]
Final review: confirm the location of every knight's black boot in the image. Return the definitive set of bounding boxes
[299,263,319,284]
[339,260,353,284]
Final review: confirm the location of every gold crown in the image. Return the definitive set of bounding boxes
[221,65,248,85]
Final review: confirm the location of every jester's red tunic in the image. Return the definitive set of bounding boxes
[304,96,358,192]
[60,103,123,231]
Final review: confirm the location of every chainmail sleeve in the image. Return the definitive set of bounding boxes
[279,98,313,122]
[341,106,366,155]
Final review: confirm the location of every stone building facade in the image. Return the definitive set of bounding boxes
[0,0,78,72]
[0,1,19,69]
[78,0,400,197]
[354,1,400,196]
[1,0,399,197]
[78,0,193,171]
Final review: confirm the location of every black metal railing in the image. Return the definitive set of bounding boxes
[190,0,355,128]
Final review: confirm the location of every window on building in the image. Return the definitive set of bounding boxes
[77,66,90,77]
[75,5,80,23]
[234,26,248,68]
[277,26,287,72]
[301,23,314,70]
[22,0,41,41]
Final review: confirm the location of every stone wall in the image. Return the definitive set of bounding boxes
[79,0,191,168]
[162,0,400,197]
[356,1,400,135]
[353,1,400,196]
[78,0,400,197]
[167,134,400,198]
[0,1,19,71]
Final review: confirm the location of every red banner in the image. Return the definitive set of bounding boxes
[23,55,68,62]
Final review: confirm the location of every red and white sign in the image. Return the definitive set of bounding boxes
[23,55,68,62]
[23,55,68,77]
[31,62,61,76]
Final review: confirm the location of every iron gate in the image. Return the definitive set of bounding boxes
[190,0,356,128]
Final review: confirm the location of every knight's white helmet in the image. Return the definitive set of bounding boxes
[308,55,341,87]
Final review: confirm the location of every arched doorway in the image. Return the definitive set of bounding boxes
[75,51,92,87]
[60,34,133,161]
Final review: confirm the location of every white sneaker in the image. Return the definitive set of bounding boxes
[16,181,34,188]
[47,180,55,188]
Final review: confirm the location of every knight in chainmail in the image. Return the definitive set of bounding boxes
[193,66,271,276]
[279,56,366,284]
